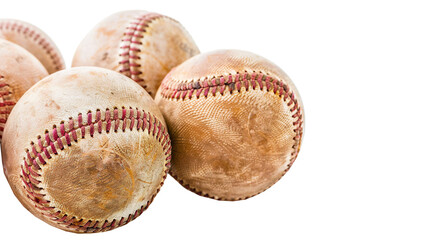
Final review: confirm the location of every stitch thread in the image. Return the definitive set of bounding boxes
[0,21,65,72]
[160,71,303,200]
[20,107,171,232]
[118,13,167,95]
[0,75,15,140]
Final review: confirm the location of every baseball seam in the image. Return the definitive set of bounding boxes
[160,71,303,200]
[118,13,167,95]
[0,21,65,72]
[0,75,15,139]
[19,107,172,233]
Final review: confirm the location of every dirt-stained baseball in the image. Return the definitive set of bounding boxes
[72,10,200,98]
[155,50,304,200]
[0,19,65,74]
[0,39,48,141]
[2,67,171,233]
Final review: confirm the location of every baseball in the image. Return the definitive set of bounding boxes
[1,67,171,233]
[0,19,65,74]
[72,10,200,98]
[155,50,304,200]
[0,39,48,141]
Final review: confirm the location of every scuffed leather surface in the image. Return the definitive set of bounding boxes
[0,39,48,141]
[0,19,65,74]
[155,50,304,200]
[72,10,199,97]
[2,67,169,232]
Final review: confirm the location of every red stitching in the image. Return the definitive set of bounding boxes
[118,13,167,95]
[161,71,304,201]
[0,75,15,140]
[0,21,65,72]
[19,107,171,232]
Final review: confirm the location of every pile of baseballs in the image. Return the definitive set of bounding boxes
[0,10,304,233]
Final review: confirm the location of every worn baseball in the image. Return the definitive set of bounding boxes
[0,39,48,141]
[2,67,171,233]
[155,50,304,200]
[72,10,200,98]
[0,19,65,74]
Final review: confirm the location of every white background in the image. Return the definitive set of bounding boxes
[0,0,428,239]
